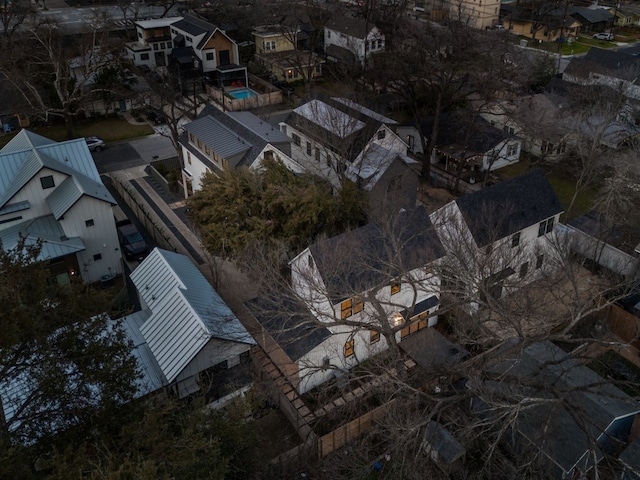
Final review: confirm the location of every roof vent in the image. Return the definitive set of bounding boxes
[151,295,156,301]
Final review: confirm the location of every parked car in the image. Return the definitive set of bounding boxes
[593,32,614,41]
[116,220,148,261]
[85,136,105,152]
[146,110,166,125]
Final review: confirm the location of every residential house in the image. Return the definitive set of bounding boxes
[277,207,445,393]
[613,4,640,28]
[569,6,614,34]
[170,14,247,90]
[500,4,581,42]
[430,169,563,312]
[447,0,500,29]
[619,435,640,480]
[253,24,325,83]
[324,13,385,67]
[180,104,301,196]
[126,17,180,68]
[563,48,640,101]
[280,97,409,190]
[565,210,640,278]
[479,93,573,161]
[477,341,640,479]
[397,112,522,178]
[422,421,467,475]
[0,130,121,284]
[124,247,255,398]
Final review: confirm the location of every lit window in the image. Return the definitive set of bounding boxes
[341,298,352,319]
[370,330,380,344]
[85,219,95,227]
[390,282,401,295]
[344,339,355,357]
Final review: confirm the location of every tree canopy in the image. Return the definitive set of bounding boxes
[187,159,368,260]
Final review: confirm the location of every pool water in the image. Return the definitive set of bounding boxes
[228,88,257,99]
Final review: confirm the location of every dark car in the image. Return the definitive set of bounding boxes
[116,220,148,261]
[146,110,165,125]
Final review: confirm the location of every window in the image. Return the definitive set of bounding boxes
[507,144,518,156]
[40,176,55,189]
[503,125,515,134]
[315,65,321,73]
[541,141,554,154]
[390,282,401,295]
[519,261,529,279]
[292,133,301,146]
[353,296,364,314]
[160,42,165,49]
[281,125,287,134]
[189,133,195,143]
[536,254,544,269]
[85,219,95,227]
[326,155,332,168]
[206,52,214,61]
[511,232,520,248]
[153,43,159,50]
[370,330,380,344]
[187,152,192,165]
[197,139,203,149]
[186,36,192,43]
[308,255,314,268]
[377,130,386,140]
[93,253,102,261]
[167,41,172,48]
[287,69,293,79]
[263,40,276,51]
[327,30,331,38]
[315,148,320,162]
[138,32,142,39]
[538,217,555,237]
[377,39,382,48]
[340,296,363,319]
[205,145,211,155]
[344,339,355,358]
[306,142,312,155]
[140,53,149,61]
[386,175,402,193]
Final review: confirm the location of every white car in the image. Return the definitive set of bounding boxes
[85,136,105,152]
[593,32,614,41]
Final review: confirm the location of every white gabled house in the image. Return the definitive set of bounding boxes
[0,130,121,284]
[179,104,301,196]
[251,208,445,394]
[126,17,179,68]
[430,169,564,312]
[324,14,384,67]
[280,97,410,189]
[124,248,255,398]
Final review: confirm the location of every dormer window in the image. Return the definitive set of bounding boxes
[390,282,401,295]
[377,130,386,140]
[511,232,520,248]
[189,133,195,143]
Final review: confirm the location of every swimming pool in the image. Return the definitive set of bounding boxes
[227,88,258,99]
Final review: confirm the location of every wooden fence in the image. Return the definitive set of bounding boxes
[608,304,640,349]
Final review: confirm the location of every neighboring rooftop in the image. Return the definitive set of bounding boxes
[135,17,181,29]
[455,169,563,247]
[325,13,376,39]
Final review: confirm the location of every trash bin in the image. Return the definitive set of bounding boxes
[520,39,528,47]
[100,274,114,288]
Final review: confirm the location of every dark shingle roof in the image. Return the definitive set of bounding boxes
[325,14,374,39]
[246,297,331,362]
[308,207,445,302]
[569,6,614,24]
[172,14,216,37]
[455,169,563,247]
[564,48,640,85]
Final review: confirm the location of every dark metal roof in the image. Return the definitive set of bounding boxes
[245,297,331,362]
[455,169,563,247]
[308,207,445,303]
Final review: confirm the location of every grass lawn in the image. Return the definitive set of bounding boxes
[493,161,595,221]
[0,116,154,149]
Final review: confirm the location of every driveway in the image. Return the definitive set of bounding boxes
[93,134,177,174]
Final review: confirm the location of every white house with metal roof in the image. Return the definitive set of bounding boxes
[126,248,255,398]
[180,104,300,196]
[0,130,121,284]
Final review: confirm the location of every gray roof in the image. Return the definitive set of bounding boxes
[619,435,640,474]
[0,130,115,209]
[130,248,254,382]
[227,111,290,144]
[485,341,640,474]
[399,326,468,369]
[569,6,614,24]
[423,421,467,465]
[308,207,445,303]
[568,209,639,256]
[246,297,331,362]
[0,215,85,260]
[183,114,251,160]
[346,143,417,190]
[325,13,375,39]
[564,48,640,85]
[455,169,563,247]
[171,14,216,37]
